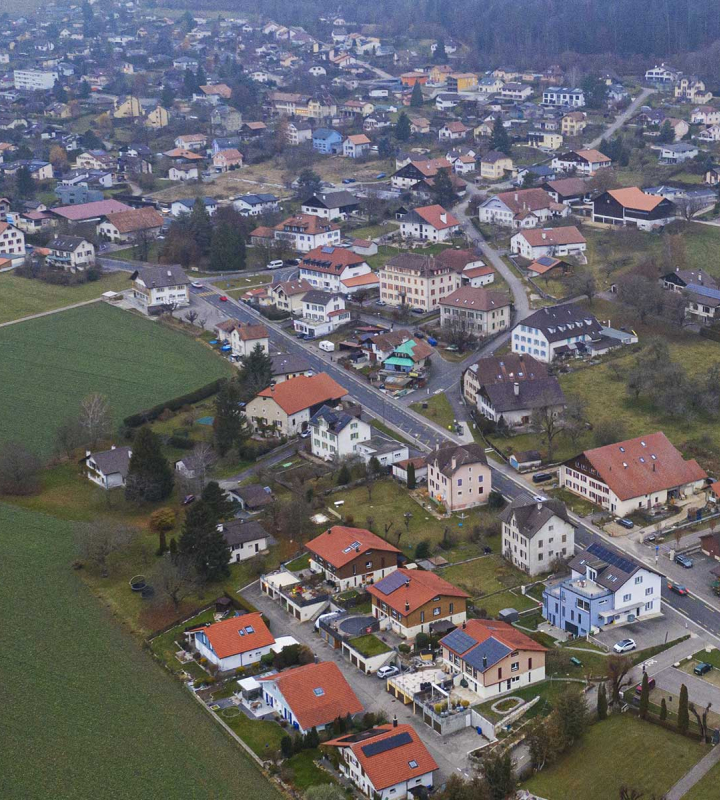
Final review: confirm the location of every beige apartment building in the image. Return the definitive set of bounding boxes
[379,253,461,312]
[427,442,491,512]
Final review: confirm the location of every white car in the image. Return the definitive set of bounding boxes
[376,665,399,679]
[613,638,636,654]
[191,281,204,289]
[267,260,284,270]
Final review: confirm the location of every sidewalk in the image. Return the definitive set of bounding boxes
[0,297,101,328]
[666,743,720,800]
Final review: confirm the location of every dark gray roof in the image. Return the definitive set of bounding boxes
[132,264,189,289]
[568,541,647,591]
[221,519,268,548]
[428,442,487,477]
[303,190,359,209]
[499,496,571,540]
[87,446,131,477]
[48,235,89,252]
[310,404,357,434]
[271,353,312,376]
[463,637,512,672]
[302,290,342,306]
[482,375,566,413]
[235,484,273,508]
[521,304,602,343]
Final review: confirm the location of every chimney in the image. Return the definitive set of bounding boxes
[537,500,543,511]
[513,382,520,396]
[111,445,116,450]
[440,212,447,224]
[392,715,398,728]
[514,192,518,202]
[482,655,488,669]
[451,456,457,471]
[462,620,466,629]
[541,232,546,240]
[85,449,91,458]
[405,600,410,612]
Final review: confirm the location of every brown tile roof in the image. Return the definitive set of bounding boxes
[51,199,131,221]
[383,252,450,277]
[408,157,453,177]
[573,148,611,163]
[163,148,205,160]
[301,245,366,274]
[234,322,268,341]
[367,567,468,616]
[273,278,313,296]
[578,432,707,501]
[250,225,275,239]
[192,612,274,659]
[325,724,438,791]
[259,662,362,730]
[410,204,459,230]
[428,442,487,477]
[276,214,340,235]
[306,525,401,568]
[470,353,548,386]
[342,272,379,288]
[257,372,348,416]
[517,226,586,247]
[464,265,495,279]
[439,285,511,312]
[495,188,554,214]
[347,133,371,145]
[434,248,483,272]
[105,207,164,233]
[201,83,232,98]
[607,187,664,212]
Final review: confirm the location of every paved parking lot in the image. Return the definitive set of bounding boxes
[595,613,691,652]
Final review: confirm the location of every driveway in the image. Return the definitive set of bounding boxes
[595,614,690,652]
[587,87,656,149]
[242,580,481,781]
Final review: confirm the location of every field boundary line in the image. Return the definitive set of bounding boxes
[0,297,102,328]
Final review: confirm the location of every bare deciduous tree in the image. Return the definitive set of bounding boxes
[79,393,112,448]
[606,655,633,706]
[0,441,42,495]
[151,555,199,610]
[185,310,199,326]
[76,521,135,577]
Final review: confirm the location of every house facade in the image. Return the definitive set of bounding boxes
[84,445,132,489]
[270,279,313,315]
[272,214,342,252]
[293,290,351,338]
[592,187,676,230]
[230,323,269,358]
[399,204,460,242]
[511,304,601,363]
[192,612,275,672]
[299,246,371,293]
[427,442,491,512]
[219,520,269,563]
[379,252,461,311]
[131,265,190,312]
[46,235,96,271]
[439,286,511,337]
[310,404,371,462]
[510,226,587,260]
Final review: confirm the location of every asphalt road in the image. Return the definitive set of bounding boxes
[587,87,656,150]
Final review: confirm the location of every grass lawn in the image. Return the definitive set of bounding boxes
[370,419,414,447]
[476,679,569,723]
[684,758,720,800]
[522,715,708,800]
[0,271,132,324]
[0,302,232,457]
[350,222,399,240]
[411,392,458,432]
[350,634,392,658]
[287,749,335,791]
[109,241,162,263]
[285,552,311,572]
[1,502,280,800]
[688,648,720,668]
[218,706,286,758]
[439,556,527,600]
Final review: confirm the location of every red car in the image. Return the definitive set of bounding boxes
[635,676,656,694]
[668,581,688,596]
[219,295,228,302]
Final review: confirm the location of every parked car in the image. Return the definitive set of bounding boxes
[375,172,387,179]
[613,638,636,654]
[694,662,713,676]
[284,258,301,266]
[191,281,204,289]
[675,554,694,569]
[219,295,229,302]
[342,178,356,184]
[532,472,553,484]
[300,430,311,439]
[375,300,387,306]
[667,581,689,596]
[617,517,635,530]
[377,665,399,679]
[635,676,656,694]
[182,494,196,505]
[267,259,284,269]
[411,307,424,314]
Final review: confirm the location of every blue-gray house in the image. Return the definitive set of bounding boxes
[542,542,662,637]
[313,128,343,154]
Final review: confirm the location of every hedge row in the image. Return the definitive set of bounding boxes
[700,327,720,343]
[123,378,228,428]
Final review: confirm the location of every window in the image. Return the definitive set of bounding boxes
[635,576,643,585]
[645,601,653,611]
[420,611,425,622]
[622,593,631,602]
[449,602,454,614]
[409,760,418,769]
[313,688,325,697]
[511,661,519,672]
[645,587,653,596]
[366,561,372,569]
[528,657,533,669]
[433,607,441,616]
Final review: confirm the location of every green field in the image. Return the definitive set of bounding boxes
[523,715,707,800]
[0,303,232,457]
[0,271,132,324]
[0,502,280,800]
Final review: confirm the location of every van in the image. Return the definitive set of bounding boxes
[319,340,335,353]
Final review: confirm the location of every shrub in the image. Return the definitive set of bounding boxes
[149,507,176,533]
[123,378,227,427]
[398,643,411,654]
[415,540,432,560]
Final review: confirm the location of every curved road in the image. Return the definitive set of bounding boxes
[587,86,656,149]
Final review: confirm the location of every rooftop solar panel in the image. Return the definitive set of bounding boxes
[463,638,512,672]
[361,731,412,758]
[375,570,409,595]
[441,628,476,654]
[687,283,720,301]
[587,542,637,575]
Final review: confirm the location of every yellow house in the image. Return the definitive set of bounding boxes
[675,77,712,104]
[449,72,478,93]
[561,111,587,137]
[113,96,143,119]
[145,106,169,129]
[480,151,514,180]
[528,130,563,151]
[429,64,452,84]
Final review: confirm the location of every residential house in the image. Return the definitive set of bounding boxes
[543,542,662,636]
[354,435,410,469]
[234,485,274,513]
[219,519,269,563]
[439,286,511,337]
[170,197,218,218]
[381,338,434,375]
[427,442,491,512]
[480,151,513,180]
[675,76,712,104]
[661,268,719,293]
[438,121,470,142]
[478,188,568,229]
[559,432,707,516]
[367,568,468,640]
[390,157,453,190]
[343,134,372,158]
[393,457,428,485]
[230,323,269,358]
[510,226,587,260]
[501,496,574,576]
[528,130,563,151]
[233,193,280,217]
[540,177,592,206]
[463,353,566,426]
[270,353,314,383]
[440,619,547,699]
[542,87,585,107]
[499,83,533,101]
[658,142,698,164]
[561,111,587,136]
[286,120,313,146]
[435,248,495,287]
[299,246,372,294]
[511,303,602,363]
[46,235,95,271]
[551,148,612,175]
[259,662,363,734]
[696,125,720,143]
[270,279,314,315]
[270,214,341,252]
[145,106,169,129]
[664,118,690,141]
[325,724,438,800]
[301,191,360,220]
[310,403,371,462]
[0,221,25,262]
[379,252,462,311]
[305,525,402,591]
[192,612,274,672]
[645,64,680,85]
[691,106,720,125]
[130,265,190,312]
[174,133,207,151]
[448,73,478,92]
[592,187,676,230]
[313,128,343,154]
[97,207,164,243]
[293,290,351,338]
[246,372,348,436]
[212,148,244,171]
[84,445,132,489]
[399,204,460,242]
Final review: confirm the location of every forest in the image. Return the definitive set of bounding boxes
[153,0,720,75]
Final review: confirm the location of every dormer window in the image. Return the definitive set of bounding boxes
[586,567,597,581]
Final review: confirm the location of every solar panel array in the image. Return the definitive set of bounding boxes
[464,638,512,672]
[441,628,476,654]
[361,731,412,758]
[687,283,720,301]
[587,542,637,575]
[375,570,409,595]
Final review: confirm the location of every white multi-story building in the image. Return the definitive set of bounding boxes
[299,246,372,293]
[511,304,602,363]
[310,404,372,462]
[131,265,190,311]
[542,87,585,107]
[293,290,351,338]
[14,69,58,90]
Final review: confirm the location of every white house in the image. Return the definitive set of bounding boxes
[400,204,460,242]
[644,64,680,85]
[97,207,164,243]
[327,724,438,800]
[551,149,612,175]
[299,246,372,293]
[510,226,587,260]
[310,404,372,462]
[84,445,132,489]
[229,322,269,358]
[233,193,280,216]
[0,221,26,263]
[259,662,363,734]
[478,188,565,229]
[500,496,575,576]
[192,612,275,672]
[691,106,720,126]
[293,290,351,338]
[354,437,410,469]
[511,304,602,363]
[542,87,585,107]
[131,265,190,312]
[343,133,372,158]
[219,519,269,563]
[168,164,199,181]
[301,190,360,221]
[271,214,342,253]
[46,235,95,271]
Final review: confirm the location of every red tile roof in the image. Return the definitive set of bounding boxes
[103,207,164,233]
[607,187,664,212]
[234,322,268,341]
[301,246,367,275]
[257,372,347,415]
[325,724,438,791]
[411,204,459,230]
[341,272,379,288]
[578,431,707,501]
[51,199,131,221]
[517,226,586,248]
[276,214,340,235]
[367,568,468,616]
[434,248,483,272]
[306,525,401,568]
[439,286,511,312]
[495,188,554,214]
[259,662,362,730]
[444,618,547,657]
[192,612,274,659]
